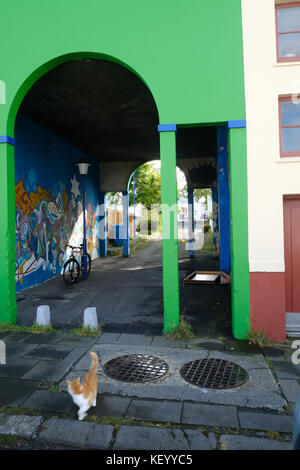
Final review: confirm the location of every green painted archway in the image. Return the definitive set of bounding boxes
[0,0,250,338]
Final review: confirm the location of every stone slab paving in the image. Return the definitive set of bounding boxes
[55,335,97,347]
[113,425,212,450]
[238,411,293,433]
[62,342,287,411]
[22,333,67,345]
[278,379,300,403]
[0,414,43,439]
[118,334,153,347]
[22,390,74,413]
[271,361,300,380]
[182,403,239,428]
[0,377,41,407]
[38,417,114,449]
[0,332,35,344]
[92,395,131,418]
[187,340,225,352]
[22,347,88,381]
[0,359,39,378]
[24,344,74,361]
[220,434,293,450]
[0,332,12,340]
[95,332,121,344]
[0,332,297,449]
[22,360,74,381]
[125,398,182,423]
[150,336,188,349]
[5,343,38,361]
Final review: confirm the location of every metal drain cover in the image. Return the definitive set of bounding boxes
[180,358,249,390]
[104,354,169,383]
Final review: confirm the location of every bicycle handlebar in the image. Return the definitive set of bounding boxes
[66,244,83,250]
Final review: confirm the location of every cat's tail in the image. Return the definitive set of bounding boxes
[90,352,98,373]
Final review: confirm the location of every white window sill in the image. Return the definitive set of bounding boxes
[274,61,300,67]
[276,156,300,163]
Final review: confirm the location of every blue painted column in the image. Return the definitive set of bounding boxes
[187,187,195,258]
[122,190,130,257]
[211,185,219,258]
[82,174,88,279]
[217,126,230,274]
[99,191,107,257]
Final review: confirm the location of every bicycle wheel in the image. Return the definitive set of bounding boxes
[63,258,80,284]
[81,253,92,277]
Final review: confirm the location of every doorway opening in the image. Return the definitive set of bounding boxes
[176,126,232,338]
[14,58,168,333]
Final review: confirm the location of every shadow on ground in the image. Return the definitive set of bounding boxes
[17,237,232,339]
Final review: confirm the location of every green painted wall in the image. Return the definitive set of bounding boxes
[228,127,250,339]
[0,0,245,131]
[0,0,249,338]
[160,131,180,333]
[0,143,17,323]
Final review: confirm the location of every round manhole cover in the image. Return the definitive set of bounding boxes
[103,354,169,383]
[180,358,249,389]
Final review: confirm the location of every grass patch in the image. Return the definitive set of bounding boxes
[247,329,273,347]
[0,434,22,446]
[264,357,274,372]
[166,316,195,341]
[283,404,293,415]
[265,430,281,441]
[85,415,176,431]
[0,406,41,417]
[0,322,58,334]
[68,324,102,337]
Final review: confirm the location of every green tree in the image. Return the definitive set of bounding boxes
[106,191,122,206]
[178,185,211,201]
[129,163,161,210]
[194,188,211,201]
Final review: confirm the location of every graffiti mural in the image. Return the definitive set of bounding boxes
[15,174,99,290]
[15,115,100,292]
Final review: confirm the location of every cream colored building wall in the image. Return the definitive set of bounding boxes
[242,0,300,272]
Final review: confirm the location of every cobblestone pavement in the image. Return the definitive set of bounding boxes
[0,330,298,450]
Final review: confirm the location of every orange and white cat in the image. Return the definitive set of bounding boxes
[67,351,98,420]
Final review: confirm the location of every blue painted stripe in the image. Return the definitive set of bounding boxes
[217,126,231,274]
[0,136,16,145]
[228,120,246,129]
[122,190,130,257]
[158,124,177,133]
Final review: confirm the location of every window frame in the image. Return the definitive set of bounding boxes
[276,2,300,63]
[279,96,300,157]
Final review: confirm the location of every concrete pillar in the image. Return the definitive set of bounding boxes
[187,187,195,258]
[211,185,219,258]
[217,126,231,274]
[122,190,130,257]
[98,191,107,256]
[158,124,180,334]
[0,139,17,322]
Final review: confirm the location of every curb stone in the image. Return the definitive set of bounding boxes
[0,413,43,439]
[37,417,114,449]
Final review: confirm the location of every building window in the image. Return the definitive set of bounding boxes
[279,97,300,156]
[276,2,300,61]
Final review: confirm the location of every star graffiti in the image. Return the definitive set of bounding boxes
[70,174,80,199]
